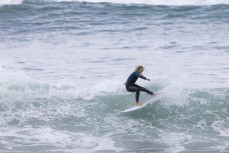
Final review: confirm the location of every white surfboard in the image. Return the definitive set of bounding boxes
[122,96,159,113]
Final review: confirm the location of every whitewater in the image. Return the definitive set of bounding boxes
[0,0,229,152]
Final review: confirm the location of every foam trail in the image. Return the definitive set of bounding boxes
[0,0,23,5]
[52,0,229,5]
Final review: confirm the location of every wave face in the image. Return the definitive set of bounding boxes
[0,68,229,152]
[1,0,229,152]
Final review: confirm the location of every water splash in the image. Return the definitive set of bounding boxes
[0,0,23,6]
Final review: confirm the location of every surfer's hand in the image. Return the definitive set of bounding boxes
[146,78,150,81]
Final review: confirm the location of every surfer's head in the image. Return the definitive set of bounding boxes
[135,66,144,74]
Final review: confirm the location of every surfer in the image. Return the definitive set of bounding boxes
[125,66,154,106]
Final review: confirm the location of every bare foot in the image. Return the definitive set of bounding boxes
[136,102,142,106]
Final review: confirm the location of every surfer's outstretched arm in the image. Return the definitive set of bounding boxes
[135,72,151,81]
[135,72,146,79]
[135,72,152,82]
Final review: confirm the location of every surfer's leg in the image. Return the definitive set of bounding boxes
[143,88,154,95]
[135,88,142,106]
[126,85,141,104]
[135,89,140,102]
[134,84,154,96]
[135,89,141,106]
[131,85,142,105]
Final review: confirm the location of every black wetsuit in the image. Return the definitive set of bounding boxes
[125,72,154,102]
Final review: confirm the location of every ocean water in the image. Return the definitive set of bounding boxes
[0,0,229,152]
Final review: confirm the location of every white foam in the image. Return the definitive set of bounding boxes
[52,0,229,6]
[0,66,128,104]
[0,67,50,103]
[0,0,23,5]
[161,132,192,153]
[0,127,124,152]
[0,63,190,108]
[211,120,229,137]
[194,119,207,130]
[153,65,189,106]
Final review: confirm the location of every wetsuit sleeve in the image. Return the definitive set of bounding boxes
[135,72,147,80]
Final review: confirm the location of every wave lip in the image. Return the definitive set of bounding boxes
[0,0,23,6]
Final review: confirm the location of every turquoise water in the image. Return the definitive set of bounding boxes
[0,0,229,152]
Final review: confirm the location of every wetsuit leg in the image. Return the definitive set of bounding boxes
[126,85,141,102]
[134,84,154,95]
[126,84,154,102]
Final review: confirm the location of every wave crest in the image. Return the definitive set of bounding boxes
[0,0,23,6]
[51,0,229,6]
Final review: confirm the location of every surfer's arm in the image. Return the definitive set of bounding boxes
[135,72,147,80]
[135,72,151,81]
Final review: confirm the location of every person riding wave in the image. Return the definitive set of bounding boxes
[125,66,154,106]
